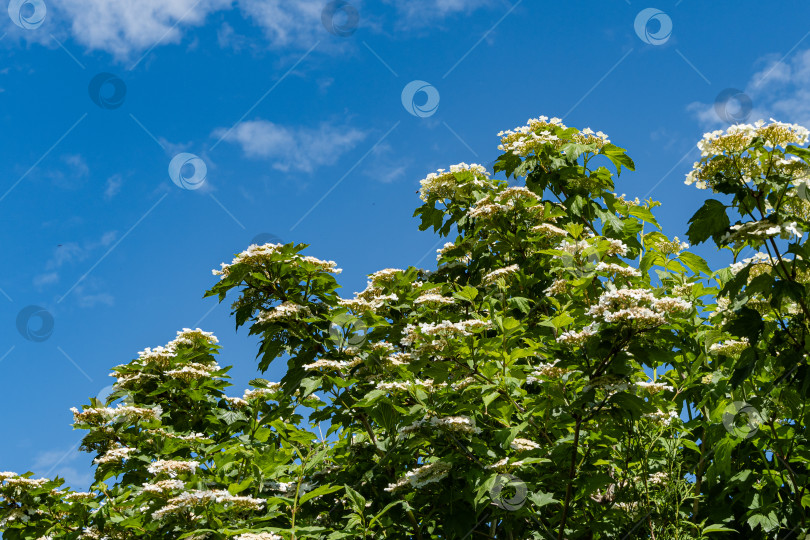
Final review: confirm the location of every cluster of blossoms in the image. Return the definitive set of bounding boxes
[302,357,362,373]
[0,473,49,489]
[414,289,455,306]
[376,379,447,392]
[728,252,777,276]
[152,489,265,519]
[71,405,160,426]
[418,163,490,202]
[594,262,642,278]
[685,119,810,190]
[482,264,520,285]
[643,409,681,427]
[337,268,404,313]
[586,288,691,326]
[384,461,452,492]
[531,223,568,238]
[467,187,541,220]
[401,319,490,352]
[709,339,750,356]
[147,460,200,477]
[233,534,283,540]
[398,415,481,436]
[653,236,689,256]
[242,383,281,402]
[93,445,136,465]
[544,279,568,296]
[213,243,341,280]
[526,359,568,382]
[110,329,221,391]
[636,381,674,395]
[720,220,802,245]
[497,117,610,158]
[509,438,541,452]
[142,479,186,494]
[436,242,472,264]
[257,301,311,323]
[557,324,597,346]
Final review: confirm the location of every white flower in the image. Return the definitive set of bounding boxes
[510,438,541,452]
[384,461,452,492]
[483,264,520,284]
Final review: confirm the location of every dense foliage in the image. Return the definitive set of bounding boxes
[3,116,810,538]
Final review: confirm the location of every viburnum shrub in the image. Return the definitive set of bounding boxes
[2,116,810,538]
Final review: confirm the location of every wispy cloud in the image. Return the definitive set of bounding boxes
[213,120,368,173]
[688,49,810,129]
[32,446,93,490]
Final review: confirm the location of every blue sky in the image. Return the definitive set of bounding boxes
[1,0,810,489]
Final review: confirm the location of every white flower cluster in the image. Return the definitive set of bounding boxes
[595,262,642,278]
[398,415,481,436]
[418,163,490,202]
[401,319,490,351]
[509,438,541,452]
[142,479,186,494]
[303,357,362,372]
[376,379,447,392]
[64,491,96,502]
[128,328,219,371]
[557,324,597,346]
[93,446,136,465]
[467,188,542,221]
[544,279,567,296]
[152,489,265,519]
[414,290,455,306]
[720,220,802,244]
[234,534,283,540]
[709,338,750,356]
[71,405,160,425]
[526,359,568,382]
[728,252,775,275]
[257,301,311,323]
[636,381,674,395]
[643,409,680,426]
[0,474,49,489]
[587,288,691,326]
[213,243,341,279]
[243,383,282,402]
[165,362,222,382]
[482,264,520,284]
[531,223,568,237]
[686,119,810,189]
[384,461,452,492]
[147,460,200,477]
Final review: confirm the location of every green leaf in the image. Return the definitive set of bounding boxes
[299,484,344,505]
[679,252,712,276]
[703,524,737,533]
[686,199,730,245]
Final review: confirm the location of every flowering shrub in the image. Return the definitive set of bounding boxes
[3,116,810,538]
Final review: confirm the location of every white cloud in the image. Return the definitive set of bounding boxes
[32,231,118,296]
[104,174,123,200]
[56,0,232,60]
[213,120,368,173]
[45,0,494,60]
[386,0,494,25]
[688,49,810,129]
